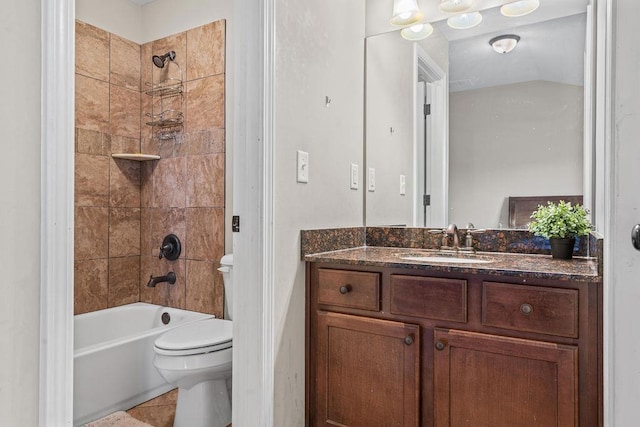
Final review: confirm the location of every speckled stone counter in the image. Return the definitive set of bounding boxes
[304,246,600,282]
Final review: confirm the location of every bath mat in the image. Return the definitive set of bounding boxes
[84,411,154,427]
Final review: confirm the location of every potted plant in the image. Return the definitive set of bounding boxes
[528,200,591,259]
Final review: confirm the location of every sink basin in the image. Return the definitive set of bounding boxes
[399,255,494,264]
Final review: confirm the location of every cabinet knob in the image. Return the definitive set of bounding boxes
[404,335,414,346]
[339,285,351,295]
[520,303,534,315]
[435,340,446,351]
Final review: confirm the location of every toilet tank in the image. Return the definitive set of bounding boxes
[219,254,233,320]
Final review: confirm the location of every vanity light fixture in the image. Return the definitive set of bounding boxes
[439,0,473,13]
[390,0,424,26]
[500,0,540,17]
[401,22,434,41]
[489,34,520,53]
[447,11,483,29]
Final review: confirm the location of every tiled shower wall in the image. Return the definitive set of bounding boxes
[74,20,226,318]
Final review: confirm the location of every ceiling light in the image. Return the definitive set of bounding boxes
[439,0,474,13]
[489,34,520,53]
[447,12,483,29]
[391,0,424,26]
[401,23,434,41]
[500,0,540,17]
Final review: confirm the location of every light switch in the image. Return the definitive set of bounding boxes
[350,163,359,190]
[400,174,406,195]
[368,168,376,192]
[297,150,309,183]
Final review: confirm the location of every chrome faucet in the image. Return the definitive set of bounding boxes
[446,224,461,249]
[147,271,176,287]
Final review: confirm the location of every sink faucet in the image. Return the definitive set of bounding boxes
[446,224,460,249]
[147,271,176,287]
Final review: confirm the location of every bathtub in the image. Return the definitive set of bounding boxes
[73,302,214,426]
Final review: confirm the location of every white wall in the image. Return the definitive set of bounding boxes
[449,80,584,228]
[0,0,41,425]
[273,0,366,424]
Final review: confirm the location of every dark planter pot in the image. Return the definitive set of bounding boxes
[550,237,576,259]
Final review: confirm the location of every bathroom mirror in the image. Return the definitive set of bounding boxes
[365,0,592,229]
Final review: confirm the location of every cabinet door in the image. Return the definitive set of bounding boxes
[315,312,420,427]
[433,329,578,427]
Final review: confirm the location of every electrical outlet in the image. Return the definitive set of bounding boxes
[350,164,359,189]
[400,174,406,195]
[297,150,309,183]
[368,168,376,192]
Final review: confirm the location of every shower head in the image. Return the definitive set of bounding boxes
[152,51,176,68]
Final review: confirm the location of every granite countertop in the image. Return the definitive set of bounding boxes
[304,246,600,282]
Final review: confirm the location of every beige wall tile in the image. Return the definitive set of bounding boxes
[110,135,140,154]
[186,260,224,317]
[110,85,141,139]
[152,158,186,208]
[188,129,225,155]
[110,158,141,208]
[108,256,140,307]
[186,20,225,81]
[185,75,224,132]
[110,33,141,91]
[75,207,109,260]
[150,208,186,258]
[166,259,186,309]
[140,162,157,209]
[76,21,109,82]
[75,153,110,207]
[185,207,224,261]
[76,128,110,155]
[109,208,141,257]
[141,42,154,91]
[74,259,109,315]
[76,74,110,133]
[186,154,224,208]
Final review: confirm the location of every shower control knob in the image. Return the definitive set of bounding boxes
[159,234,182,261]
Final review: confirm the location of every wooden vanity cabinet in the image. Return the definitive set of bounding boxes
[306,264,601,427]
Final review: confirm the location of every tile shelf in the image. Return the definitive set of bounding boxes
[111,153,161,161]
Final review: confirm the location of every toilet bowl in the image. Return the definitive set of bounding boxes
[152,254,234,427]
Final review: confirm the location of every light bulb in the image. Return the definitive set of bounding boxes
[447,11,483,29]
[391,0,424,26]
[401,23,434,41]
[500,0,540,17]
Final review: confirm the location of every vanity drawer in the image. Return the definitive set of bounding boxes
[317,269,380,311]
[390,275,467,322]
[482,282,579,338]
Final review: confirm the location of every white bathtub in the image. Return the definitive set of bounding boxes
[73,302,214,426]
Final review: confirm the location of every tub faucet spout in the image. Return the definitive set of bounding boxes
[147,272,176,287]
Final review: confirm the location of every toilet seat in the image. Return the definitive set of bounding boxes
[154,318,233,356]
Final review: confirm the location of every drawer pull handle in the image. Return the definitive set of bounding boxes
[339,285,351,295]
[520,303,534,315]
[435,340,446,351]
[404,335,414,346]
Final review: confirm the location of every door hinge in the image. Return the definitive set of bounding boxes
[232,215,240,232]
[423,194,431,207]
[424,103,431,118]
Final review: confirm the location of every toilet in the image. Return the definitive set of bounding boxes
[153,254,234,427]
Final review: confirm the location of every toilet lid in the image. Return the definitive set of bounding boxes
[154,319,233,356]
